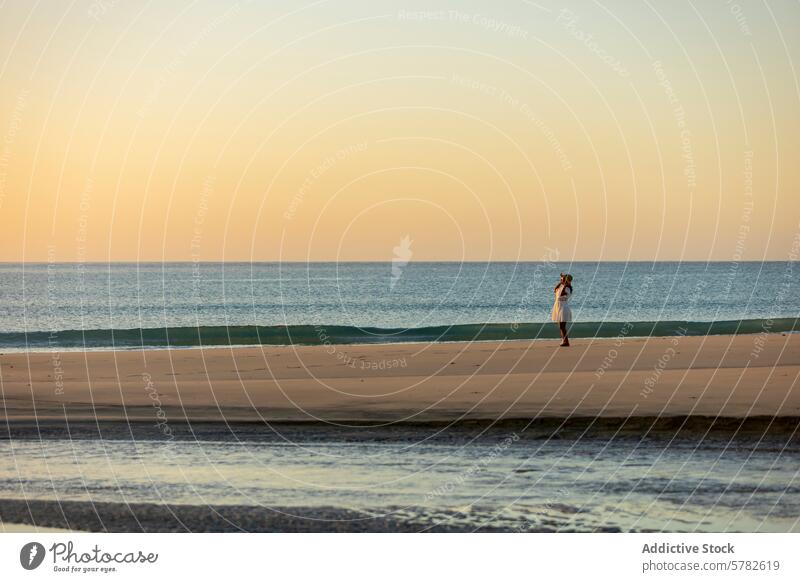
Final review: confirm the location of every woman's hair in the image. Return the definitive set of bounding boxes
[557,274,573,295]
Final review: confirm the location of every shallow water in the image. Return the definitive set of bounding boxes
[2,434,798,532]
[2,261,797,349]
[3,262,798,333]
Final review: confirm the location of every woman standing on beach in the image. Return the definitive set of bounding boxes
[552,273,573,347]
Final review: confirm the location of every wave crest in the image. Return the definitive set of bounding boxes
[1,318,796,349]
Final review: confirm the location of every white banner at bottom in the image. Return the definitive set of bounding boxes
[1,533,797,581]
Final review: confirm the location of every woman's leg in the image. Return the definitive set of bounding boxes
[559,322,569,346]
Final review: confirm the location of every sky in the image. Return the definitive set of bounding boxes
[0,0,798,262]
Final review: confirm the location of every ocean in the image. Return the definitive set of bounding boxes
[1,261,797,349]
[2,422,798,532]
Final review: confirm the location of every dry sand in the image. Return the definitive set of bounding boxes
[0,521,73,533]
[1,333,798,424]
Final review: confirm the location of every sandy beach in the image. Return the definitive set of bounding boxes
[2,333,798,424]
[2,333,799,533]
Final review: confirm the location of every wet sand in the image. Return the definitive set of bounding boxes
[0,499,516,533]
[0,333,798,424]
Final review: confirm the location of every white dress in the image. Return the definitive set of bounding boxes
[551,284,572,323]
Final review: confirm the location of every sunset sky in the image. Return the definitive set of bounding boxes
[1,0,798,262]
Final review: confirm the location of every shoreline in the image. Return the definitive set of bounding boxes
[3,416,800,441]
[1,333,798,425]
[2,318,797,351]
[5,329,800,356]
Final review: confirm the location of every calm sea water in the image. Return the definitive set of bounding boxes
[1,262,797,337]
[1,434,797,532]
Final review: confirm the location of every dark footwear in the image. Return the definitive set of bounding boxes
[559,342,570,347]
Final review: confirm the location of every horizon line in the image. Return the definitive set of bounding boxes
[1,259,795,265]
